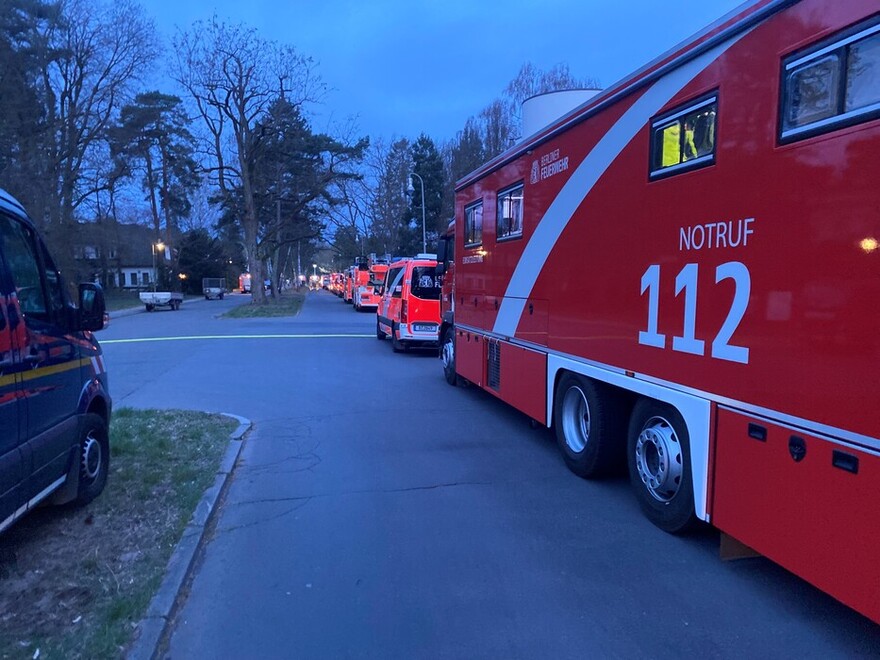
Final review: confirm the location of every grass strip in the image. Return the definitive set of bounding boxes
[0,409,236,660]
[222,290,307,318]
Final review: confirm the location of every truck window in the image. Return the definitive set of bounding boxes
[650,95,717,177]
[496,183,524,240]
[0,214,50,323]
[465,201,483,247]
[781,17,880,141]
[411,266,440,300]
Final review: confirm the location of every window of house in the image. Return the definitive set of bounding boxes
[650,95,718,177]
[464,201,483,248]
[496,183,524,240]
[781,18,880,141]
[129,272,137,286]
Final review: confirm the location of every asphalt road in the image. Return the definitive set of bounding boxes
[100,291,880,658]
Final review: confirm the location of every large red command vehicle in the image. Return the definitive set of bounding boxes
[439,0,880,623]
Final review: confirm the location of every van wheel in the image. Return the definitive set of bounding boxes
[627,399,696,534]
[441,328,458,385]
[391,323,406,353]
[553,373,623,478]
[145,304,154,312]
[74,413,110,506]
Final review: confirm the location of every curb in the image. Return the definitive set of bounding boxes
[126,413,252,660]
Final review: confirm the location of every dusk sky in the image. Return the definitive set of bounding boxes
[138,0,747,143]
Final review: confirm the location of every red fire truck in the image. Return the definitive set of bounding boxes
[354,255,390,312]
[438,0,880,623]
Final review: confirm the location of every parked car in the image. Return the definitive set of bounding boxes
[0,188,110,533]
[376,254,441,352]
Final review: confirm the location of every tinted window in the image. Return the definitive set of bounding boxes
[411,266,440,300]
[0,214,50,322]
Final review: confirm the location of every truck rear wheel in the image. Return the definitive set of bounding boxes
[553,373,623,478]
[391,323,406,353]
[626,399,696,533]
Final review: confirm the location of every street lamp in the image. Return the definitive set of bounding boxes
[151,240,165,292]
[407,172,427,254]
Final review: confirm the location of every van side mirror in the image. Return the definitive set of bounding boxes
[78,283,106,331]
[435,262,446,276]
[436,239,448,263]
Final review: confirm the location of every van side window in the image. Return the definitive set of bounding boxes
[0,214,50,323]
[388,267,405,298]
[780,17,880,141]
[650,95,717,178]
[39,241,66,317]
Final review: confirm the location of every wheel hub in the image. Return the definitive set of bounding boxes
[81,432,102,480]
[634,416,683,502]
[561,386,590,454]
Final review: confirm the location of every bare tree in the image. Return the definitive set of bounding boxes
[172,17,324,303]
[43,0,158,264]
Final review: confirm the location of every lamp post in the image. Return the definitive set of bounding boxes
[408,172,427,254]
[151,240,165,292]
[312,263,317,290]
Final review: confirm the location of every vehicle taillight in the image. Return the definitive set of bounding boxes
[401,299,408,323]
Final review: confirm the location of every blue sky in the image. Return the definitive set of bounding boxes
[139,0,746,143]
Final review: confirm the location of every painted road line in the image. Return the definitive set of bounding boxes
[101,334,374,344]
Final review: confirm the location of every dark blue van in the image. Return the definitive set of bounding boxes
[0,188,110,533]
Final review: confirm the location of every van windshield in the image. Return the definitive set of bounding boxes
[411,267,440,300]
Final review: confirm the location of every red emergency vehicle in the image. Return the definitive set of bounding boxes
[343,258,369,304]
[354,254,390,311]
[439,0,880,623]
[377,255,442,352]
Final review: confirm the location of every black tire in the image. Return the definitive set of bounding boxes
[552,373,624,478]
[441,327,457,386]
[219,293,224,300]
[626,399,696,534]
[205,295,210,300]
[376,318,386,340]
[145,304,154,312]
[391,322,406,353]
[73,413,110,506]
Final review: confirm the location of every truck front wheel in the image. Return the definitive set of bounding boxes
[626,399,696,534]
[441,328,457,386]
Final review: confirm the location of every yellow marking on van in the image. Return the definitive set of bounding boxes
[18,358,91,382]
[0,358,92,388]
[102,334,374,344]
